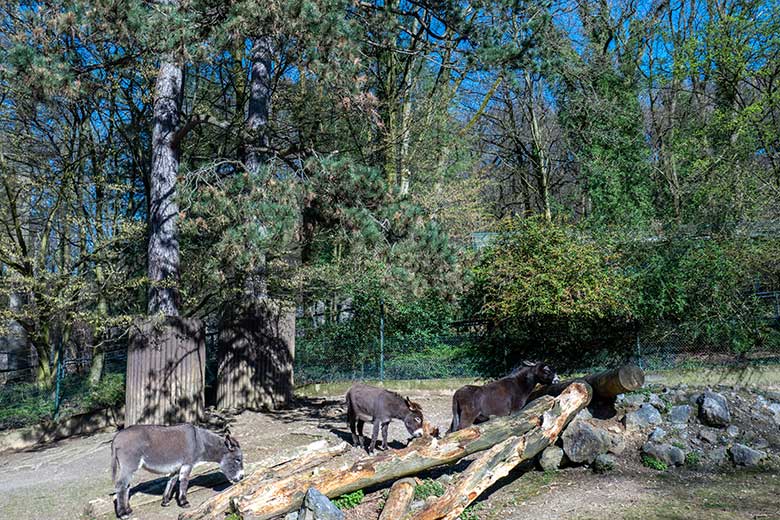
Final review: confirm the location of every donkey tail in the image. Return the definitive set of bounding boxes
[448,396,460,433]
[110,440,118,483]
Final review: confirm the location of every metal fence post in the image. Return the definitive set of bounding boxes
[636,333,643,370]
[379,299,385,381]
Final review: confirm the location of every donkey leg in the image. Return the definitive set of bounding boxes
[161,474,178,507]
[115,477,132,518]
[176,465,193,508]
[348,408,359,446]
[356,420,365,449]
[369,421,380,454]
[381,422,389,450]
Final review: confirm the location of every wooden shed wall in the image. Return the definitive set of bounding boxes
[125,317,205,426]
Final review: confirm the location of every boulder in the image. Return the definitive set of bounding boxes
[575,408,593,421]
[648,394,667,412]
[298,488,345,520]
[730,444,766,467]
[625,404,663,430]
[699,429,718,444]
[538,445,564,471]
[726,425,739,438]
[649,427,667,443]
[593,453,616,473]
[562,420,613,463]
[668,405,692,424]
[707,447,728,465]
[697,391,730,427]
[621,393,647,408]
[767,403,780,425]
[642,442,685,466]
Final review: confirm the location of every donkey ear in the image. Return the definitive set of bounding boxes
[522,360,536,367]
[405,397,412,406]
[225,434,238,451]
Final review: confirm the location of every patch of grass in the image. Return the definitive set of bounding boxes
[414,478,446,500]
[641,453,668,471]
[685,450,702,467]
[459,502,483,520]
[672,441,686,449]
[224,513,241,520]
[332,489,364,510]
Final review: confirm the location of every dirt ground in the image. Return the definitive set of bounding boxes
[0,383,778,520]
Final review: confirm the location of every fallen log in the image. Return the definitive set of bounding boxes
[529,364,644,418]
[231,382,592,520]
[409,381,589,520]
[378,477,419,520]
[86,440,344,520]
[179,440,350,520]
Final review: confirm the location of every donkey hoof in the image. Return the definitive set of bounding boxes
[161,500,170,507]
[178,500,191,508]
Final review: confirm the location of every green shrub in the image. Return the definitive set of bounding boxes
[332,489,364,510]
[459,503,483,520]
[642,453,668,471]
[685,450,701,467]
[414,478,446,500]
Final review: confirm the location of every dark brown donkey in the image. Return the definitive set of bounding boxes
[110,424,244,519]
[346,383,425,453]
[449,361,559,432]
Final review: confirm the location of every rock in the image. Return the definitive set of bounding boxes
[298,488,345,520]
[726,425,739,438]
[410,500,425,511]
[642,442,685,466]
[621,393,647,408]
[767,403,780,425]
[699,429,718,444]
[707,447,728,465]
[539,445,564,471]
[562,420,613,463]
[286,513,300,520]
[625,404,663,430]
[593,453,616,473]
[730,444,766,467]
[697,391,730,427]
[648,394,667,412]
[575,408,593,421]
[753,437,769,450]
[669,405,693,424]
[649,427,667,442]
[436,473,454,486]
[608,432,626,455]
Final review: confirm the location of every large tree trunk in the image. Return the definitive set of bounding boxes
[148,38,183,316]
[529,364,644,418]
[180,441,350,520]
[227,382,591,520]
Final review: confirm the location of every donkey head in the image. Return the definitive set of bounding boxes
[219,434,244,483]
[403,397,424,438]
[523,360,559,385]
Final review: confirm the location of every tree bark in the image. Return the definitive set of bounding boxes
[148,34,183,316]
[409,380,589,520]
[378,478,419,520]
[528,364,644,419]
[230,383,591,520]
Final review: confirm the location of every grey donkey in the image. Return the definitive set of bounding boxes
[346,383,424,453]
[110,424,244,519]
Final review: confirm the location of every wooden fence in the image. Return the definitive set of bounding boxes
[125,317,205,426]
[217,299,295,411]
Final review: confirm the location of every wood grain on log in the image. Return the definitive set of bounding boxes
[179,441,349,520]
[409,382,590,520]
[230,383,592,520]
[378,478,419,520]
[529,365,644,402]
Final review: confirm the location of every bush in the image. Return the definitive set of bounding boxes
[641,453,668,471]
[414,479,446,500]
[332,489,364,510]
